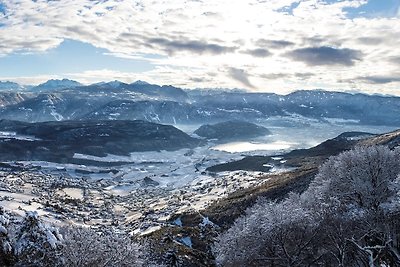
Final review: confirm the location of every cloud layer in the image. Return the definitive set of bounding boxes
[0,0,400,95]
[287,46,362,66]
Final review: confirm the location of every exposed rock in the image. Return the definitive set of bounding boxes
[141,177,160,187]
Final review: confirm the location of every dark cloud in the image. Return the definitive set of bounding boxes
[148,37,237,55]
[119,32,146,40]
[294,72,314,79]
[357,75,400,84]
[260,73,290,80]
[65,26,102,43]
[228,68,255,88]
[190,77,209,83]
[115,32,145,48]
[389,56,400,65]
[301,36,325,46]
[243,48,271,58]
[357,37,384,45]
[302,36,343,47]
[256,39,294,49]
[260,72,314,80]
[286,46,362,66]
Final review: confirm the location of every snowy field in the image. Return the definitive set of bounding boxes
[0,119,398,235]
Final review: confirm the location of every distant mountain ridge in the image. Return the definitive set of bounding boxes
[0,79,399,126]
[31,79,83,91]
[0,81,27,91]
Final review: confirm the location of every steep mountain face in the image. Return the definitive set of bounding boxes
[31,79,82,91]
[82,100,263,124]
[83,100,192,122]
[194,120,271,141]
[0,120,202,162]
[0,92,33,107]
[0,93,109,122]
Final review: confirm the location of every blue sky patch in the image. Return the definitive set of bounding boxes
[0,39,156,77]
[344,0,400,18]
[0,2,6,15]
[277,1,301,15]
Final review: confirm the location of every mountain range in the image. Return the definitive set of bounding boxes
[0,79,399,126]
[0,81,29,91]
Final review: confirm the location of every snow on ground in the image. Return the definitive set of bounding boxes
[73,146,245,188]
[0,131,41,141]
[212,140,296,153]
[1,121,398,235]
[59,188,84,199]
[0,146,275,236]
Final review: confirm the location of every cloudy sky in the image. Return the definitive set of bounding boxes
[0,0,399,94]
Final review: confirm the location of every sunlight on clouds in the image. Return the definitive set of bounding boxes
[0,0,399,94]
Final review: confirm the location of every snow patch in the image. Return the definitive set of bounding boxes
[178,236,192,248]
[174,217,183,227]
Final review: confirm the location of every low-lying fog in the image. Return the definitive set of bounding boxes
[176,118,398,154]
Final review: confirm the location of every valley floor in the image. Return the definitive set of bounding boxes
[0,121,398,236]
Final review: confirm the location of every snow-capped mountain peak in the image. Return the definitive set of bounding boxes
[32,79,82,91]
[0,81,27,91]
[132,80,150,85]
[92,80,126,88]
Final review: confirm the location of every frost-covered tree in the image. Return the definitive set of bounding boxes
[0,210,160,266]
[0,207,13,266]
[214,146,400,267]
[60,226,149,267]
[14,211,63,267]
[307,145,400,213]
[214,194,324,266]
[163,249,182,267]
[304,146,400,266]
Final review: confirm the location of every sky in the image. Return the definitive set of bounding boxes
[0,0,399,95]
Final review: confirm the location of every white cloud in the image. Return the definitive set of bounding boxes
[0,0,400,94]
